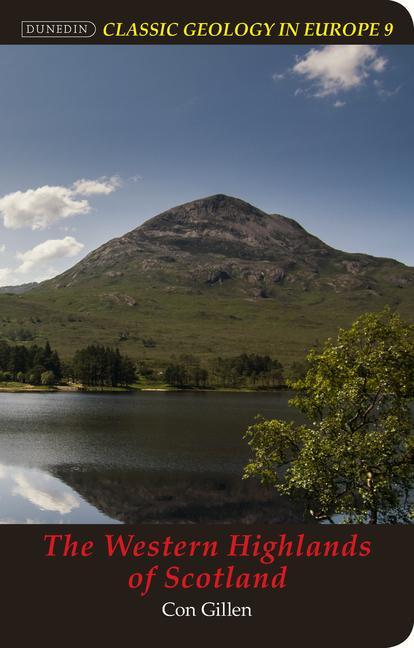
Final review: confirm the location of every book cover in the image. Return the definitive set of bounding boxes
[0,2,413,646]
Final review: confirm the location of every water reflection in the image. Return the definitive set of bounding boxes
[0,463,118,524]
[52,465,303,524]
[0,391,304,523]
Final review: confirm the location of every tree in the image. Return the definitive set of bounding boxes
[0,340,62,384]
[165,363,188,388]
[210,353,284,388]
[71,345,136,387]
[41,370,56,386]
[27,365,44,386]
[119,355,136,386]
[243,308,414,524]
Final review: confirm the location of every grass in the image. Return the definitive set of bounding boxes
[0,381,54,392]
[0,268,413,370]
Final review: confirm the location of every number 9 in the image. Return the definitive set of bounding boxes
[384,23,394,37]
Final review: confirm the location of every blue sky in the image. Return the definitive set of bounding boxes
[0,44,412,285]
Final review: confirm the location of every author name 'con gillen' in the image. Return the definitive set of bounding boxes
[162,601,252,617]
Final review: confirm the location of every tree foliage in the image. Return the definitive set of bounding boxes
[165,363,208,388]
[0,340,61,385]
[164,353,284,389]
[211,353,284,388]
[72,345,136,387]
[243,309,414,523]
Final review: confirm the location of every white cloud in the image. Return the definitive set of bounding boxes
[374,79,402,99]
[16,236,84,274]
[0,175,121,230]
[333,100,346,108]
[0,244,5,253]
[291,45,388,98]
[371,57,387,73]
[0,268,14,285]
[0,185,90,230]
[72,175,121,195]
[0,265,59,286]
[272,72,285,82]
[0,236,84,285]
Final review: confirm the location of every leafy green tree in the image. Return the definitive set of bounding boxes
[27,365,44,386]
[41,370,56,386]
[243,309,414,524]
[0,340,62,383]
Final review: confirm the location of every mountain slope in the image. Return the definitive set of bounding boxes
[1,195,413,366]
[0,282,38,295]
[44,194,413,294]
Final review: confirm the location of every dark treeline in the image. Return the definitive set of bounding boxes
[69,345,136,387]
[165,363,209,388]
[211,354,284,388]
[164,353,285,389]
[0,341,290,390]
[0,340,61,385]
[0,341,136,388]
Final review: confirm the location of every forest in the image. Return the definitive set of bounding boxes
[0,341,287,390]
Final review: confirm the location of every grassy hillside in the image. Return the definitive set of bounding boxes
[1,195,413,369]
[1,278,413,369]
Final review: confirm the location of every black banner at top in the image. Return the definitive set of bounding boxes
[1,0,414,44]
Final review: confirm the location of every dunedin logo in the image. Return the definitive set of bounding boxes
[21,21,96,38]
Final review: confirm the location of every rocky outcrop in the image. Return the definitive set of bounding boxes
[38,194,414,299]
[100,293,137,307]
[207,269,231,285]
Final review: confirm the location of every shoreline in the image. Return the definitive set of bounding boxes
[0,383,288,394]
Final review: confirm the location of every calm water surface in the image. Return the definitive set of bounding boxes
[0,391,299,524]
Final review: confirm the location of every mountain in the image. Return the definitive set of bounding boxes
[43,193,414,294]
[0,282,38,295]
[1,194,413,366]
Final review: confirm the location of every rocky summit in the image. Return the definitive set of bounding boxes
[46,194,413,297]
[1,195,413,365]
